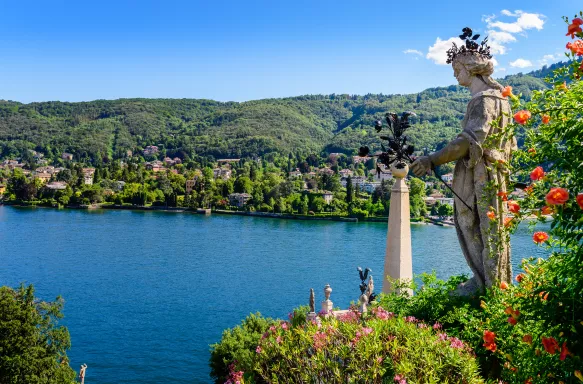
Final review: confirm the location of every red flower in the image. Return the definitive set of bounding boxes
[502,86,513,98]
[508,317,517,325]
[527,148,536,155]
[504,217,513,228]
[525,185,534,195]
[497,191,508,201]
[546,187,569,205]
[514,110,531,125]
[487,211,496,220]
[542,337,559,354]
[539,291,549,301]
[541,206,553,215]
[560,342,571,361]
[522,334,533,345]
[484,342,497,352]
[507,200,520,214]
[533,232,549,244]
[542,115,550,124]
[483,330,496,344]
[577,194,583,210]
[530,166,545,181]
[500,281,508,290]
[567,18,583,39]
[516,273,524,283]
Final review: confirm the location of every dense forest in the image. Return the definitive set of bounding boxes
[0,63,562,164]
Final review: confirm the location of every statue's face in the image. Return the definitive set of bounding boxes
[453,62,471,87]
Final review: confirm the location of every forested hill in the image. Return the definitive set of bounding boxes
[0,63,562,164]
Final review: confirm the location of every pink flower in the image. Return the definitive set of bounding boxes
[433,322,442,330]
[376,356,383,363]
[394,374,407,384]
[449,337,465,349]
[362,327,373,336]
[438,333,448,341]
[280,322,289,330]
[404,316,417,323]
[255,346,262,354]
[276,336,282,344]
[418,323,428,328]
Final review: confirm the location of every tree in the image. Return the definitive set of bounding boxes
[437,203,454,218]
[234,177,253,194]
[345,175,353,204]
[409,177,428,218]
[0,285,77,383]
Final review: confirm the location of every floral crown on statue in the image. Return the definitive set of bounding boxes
[446,27,492,64]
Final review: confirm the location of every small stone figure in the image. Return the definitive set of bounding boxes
[79,364,87,384]
[309,288,315,313]
[321,284,333,313]
[357,267,376,313]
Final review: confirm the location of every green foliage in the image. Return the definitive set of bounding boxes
[0,285,76,384]
[251,307,482,383]
[208,313,277,384]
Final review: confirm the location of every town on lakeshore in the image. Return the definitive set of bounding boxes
[0,147,466,223]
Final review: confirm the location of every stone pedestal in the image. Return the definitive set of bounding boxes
[382,163,413,294]
[321,284,333,313]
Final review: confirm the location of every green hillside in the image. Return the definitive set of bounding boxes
[0,63,560,164]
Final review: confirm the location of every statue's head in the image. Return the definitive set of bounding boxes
[446,28,503,92]
[452,53,495,87]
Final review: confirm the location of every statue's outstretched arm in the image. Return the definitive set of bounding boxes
[428,136,470,167]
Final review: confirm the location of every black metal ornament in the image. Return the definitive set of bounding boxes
[358,111,416,171]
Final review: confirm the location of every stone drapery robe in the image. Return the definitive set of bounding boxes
[453,89,517,292]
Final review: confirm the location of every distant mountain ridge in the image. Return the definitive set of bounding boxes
[0,62,564,164]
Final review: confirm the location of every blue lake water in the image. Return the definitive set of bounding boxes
[0,206,549,383]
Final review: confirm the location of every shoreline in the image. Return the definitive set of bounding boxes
[0,201,455,225]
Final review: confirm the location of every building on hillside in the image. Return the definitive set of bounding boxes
[352,156,369,164]
[35,166,56,174]
[61,153,73,161]
[339,169,354,178]
[1,160,24,170]
[436,197,454,206]
[361,181,382,194]
[441,173,454,184]
[45,181,68,191]
[213,168,232,180]
[228,193,252,207]
[82,168,95,185]
[34,172,52,184]
[318,168,335,176]
[185,179,197,195]
[341,175,366,188]
[143,146,159,156]
[289,169,302,178]
[321,191,334,204]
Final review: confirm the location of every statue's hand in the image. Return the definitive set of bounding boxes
[411,156,432,177]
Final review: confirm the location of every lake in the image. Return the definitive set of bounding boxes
[0,206,549,383]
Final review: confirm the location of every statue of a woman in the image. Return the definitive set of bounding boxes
[411,40,516,293]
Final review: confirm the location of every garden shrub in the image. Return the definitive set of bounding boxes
[209,313,277,384]
[253,307,483,384]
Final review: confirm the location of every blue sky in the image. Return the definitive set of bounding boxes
[0,0,579,103]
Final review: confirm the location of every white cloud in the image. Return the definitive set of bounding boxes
[426,37,464,65]
[487,11,545,33]
[491,57,499,67]
[509,58,533,68]
[488,30,517,43]
[498,67,507,72]
[501,9,519,17]
[539,53,560,66]
[489,40,507,55]
[403,49,423,56]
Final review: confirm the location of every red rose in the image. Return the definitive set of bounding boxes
[577,194,583,210]
[522,334,532,344]
[530,166,545,181]
[513,110,531,125]
[508,317,517,325]
[542,115,550,124]
[487,211,496,220]
[500,281,508,290]
[516,273,524,283]
[483,330,496,344]
[497,191,508,201]
[546,187,569,205]
[541,206,553,215]
[533,232,549,244]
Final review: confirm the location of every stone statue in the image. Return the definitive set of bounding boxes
[411,29,516,293]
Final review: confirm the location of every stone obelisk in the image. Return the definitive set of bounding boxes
[382,163,413,294]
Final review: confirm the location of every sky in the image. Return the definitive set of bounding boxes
[0,0,580,103]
